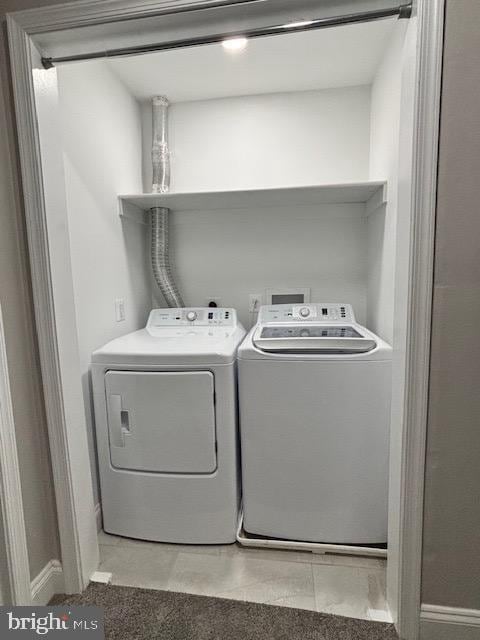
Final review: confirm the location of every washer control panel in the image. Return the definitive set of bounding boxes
[258,304,355,324]
[147,307,237,327]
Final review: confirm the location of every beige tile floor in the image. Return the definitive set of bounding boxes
[97,531,391,622]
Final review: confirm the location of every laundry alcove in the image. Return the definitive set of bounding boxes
[15,0,439,635]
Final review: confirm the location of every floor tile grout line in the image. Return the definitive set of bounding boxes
[110,546,384,571]
[100,534,386,569]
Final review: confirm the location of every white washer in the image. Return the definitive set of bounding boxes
[238,303,392,545]
[91,308,245,544]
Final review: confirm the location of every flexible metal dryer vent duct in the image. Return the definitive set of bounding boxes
[150,96,184,307]
[150,207,184,308]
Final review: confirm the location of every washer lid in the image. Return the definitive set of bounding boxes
[253,324,377,354]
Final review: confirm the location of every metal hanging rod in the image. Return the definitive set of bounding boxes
[41,3,412,69]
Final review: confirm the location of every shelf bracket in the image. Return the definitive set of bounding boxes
[365,183,388,217]
[118,198,147,225]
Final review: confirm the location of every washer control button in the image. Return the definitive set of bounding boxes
[186,311,197,322]
[299,307,311,318]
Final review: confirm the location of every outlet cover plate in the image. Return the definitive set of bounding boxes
[115,298,126,322]
[205,297,222,308]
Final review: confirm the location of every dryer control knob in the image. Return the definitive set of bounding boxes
[299,307,311,318]
[186,311,197,322]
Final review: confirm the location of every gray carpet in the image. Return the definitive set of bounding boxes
[51,582,398,639]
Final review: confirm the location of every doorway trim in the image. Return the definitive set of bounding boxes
[396,1,444,637]
[6,0,444,636]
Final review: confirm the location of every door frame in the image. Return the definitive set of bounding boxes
[6,0,444,636]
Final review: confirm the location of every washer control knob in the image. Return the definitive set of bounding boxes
[299,307,311,318]
[186,311,197,322]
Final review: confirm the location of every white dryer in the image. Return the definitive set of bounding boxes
[238,303,392,545]
[91,308,245,544]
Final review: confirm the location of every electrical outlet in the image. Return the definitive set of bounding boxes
[249,293,263,313]
[205,297,222,308]
[115,298,126,322]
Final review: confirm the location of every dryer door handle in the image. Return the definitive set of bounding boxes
[108,394,130,448]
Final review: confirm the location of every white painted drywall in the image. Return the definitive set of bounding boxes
[142,86,371,193]
[33,58,100,585]
[161,204,368,328]
[367,21,408,344]
[144,85,371,323]
[57,61,150,504]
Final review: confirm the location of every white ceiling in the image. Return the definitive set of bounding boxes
[106,18,396,104]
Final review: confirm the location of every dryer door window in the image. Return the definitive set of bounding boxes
[105,371,216,474]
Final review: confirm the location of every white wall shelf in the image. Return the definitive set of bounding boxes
[119,181,387,224]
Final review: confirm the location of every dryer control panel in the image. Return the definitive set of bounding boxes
[257,303,355,324]
[147,307,237,328]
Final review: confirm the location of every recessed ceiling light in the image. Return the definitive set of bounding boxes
[222,37,248,52]
[283,20,315,29]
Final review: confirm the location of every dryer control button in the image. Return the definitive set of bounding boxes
[186,311,198,322]
[299,307,311,318]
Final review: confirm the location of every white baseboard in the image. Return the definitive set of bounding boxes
[420,604,480,640]
[30,560,64,605]
[95,503,102,532]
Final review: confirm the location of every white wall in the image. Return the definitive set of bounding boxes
[57,61,150,503]
[142,85,371,192]
[367,21,408,344]
[144,85,371,324]
[164,205,367,328]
